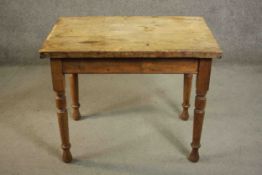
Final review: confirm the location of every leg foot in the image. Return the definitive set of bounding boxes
[179,107,190,120]
[188,148,199,162]
[62,147,73,163]
[72,106,81,121]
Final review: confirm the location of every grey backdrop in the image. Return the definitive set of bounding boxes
[0,0,261,65]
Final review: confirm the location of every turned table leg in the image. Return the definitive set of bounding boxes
[179,74,193,120]
[51,59,72,163]
[70,74,81,120]
[188,59,212,162]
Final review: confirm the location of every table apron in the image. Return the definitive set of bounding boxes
[61,58,198,74]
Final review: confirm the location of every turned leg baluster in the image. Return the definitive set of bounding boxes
[51,59,72,163]
[179,73,193,120]
[70,73,81,120]
[56,91,72,162]
[188,59,212,162]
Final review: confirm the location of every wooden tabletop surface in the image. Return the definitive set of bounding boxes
[39,16,222,59]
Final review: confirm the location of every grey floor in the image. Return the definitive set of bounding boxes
[0,63,262,175]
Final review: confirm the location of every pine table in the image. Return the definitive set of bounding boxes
[39,16,222,163]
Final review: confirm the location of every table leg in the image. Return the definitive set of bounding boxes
[188,59,212,162]
[51,59,72,163]
[70,74,81,120]
[179,74,193,120]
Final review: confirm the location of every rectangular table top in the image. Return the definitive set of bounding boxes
[39,16,222,59]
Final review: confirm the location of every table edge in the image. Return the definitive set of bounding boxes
[39,50,222,59]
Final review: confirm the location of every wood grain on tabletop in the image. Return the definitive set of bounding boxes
[39,16,222,58]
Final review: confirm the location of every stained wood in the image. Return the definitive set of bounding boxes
[179,74,193,120]
[188,59,212,162]
[69,74,81,120]
[39,16,222,59]
[50,59,72,163]
[42,16,222,163]
[50,59,65,91]
[62,58,198,74]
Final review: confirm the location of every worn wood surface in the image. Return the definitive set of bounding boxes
[39,16,222,59]
[62,58,198,74]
